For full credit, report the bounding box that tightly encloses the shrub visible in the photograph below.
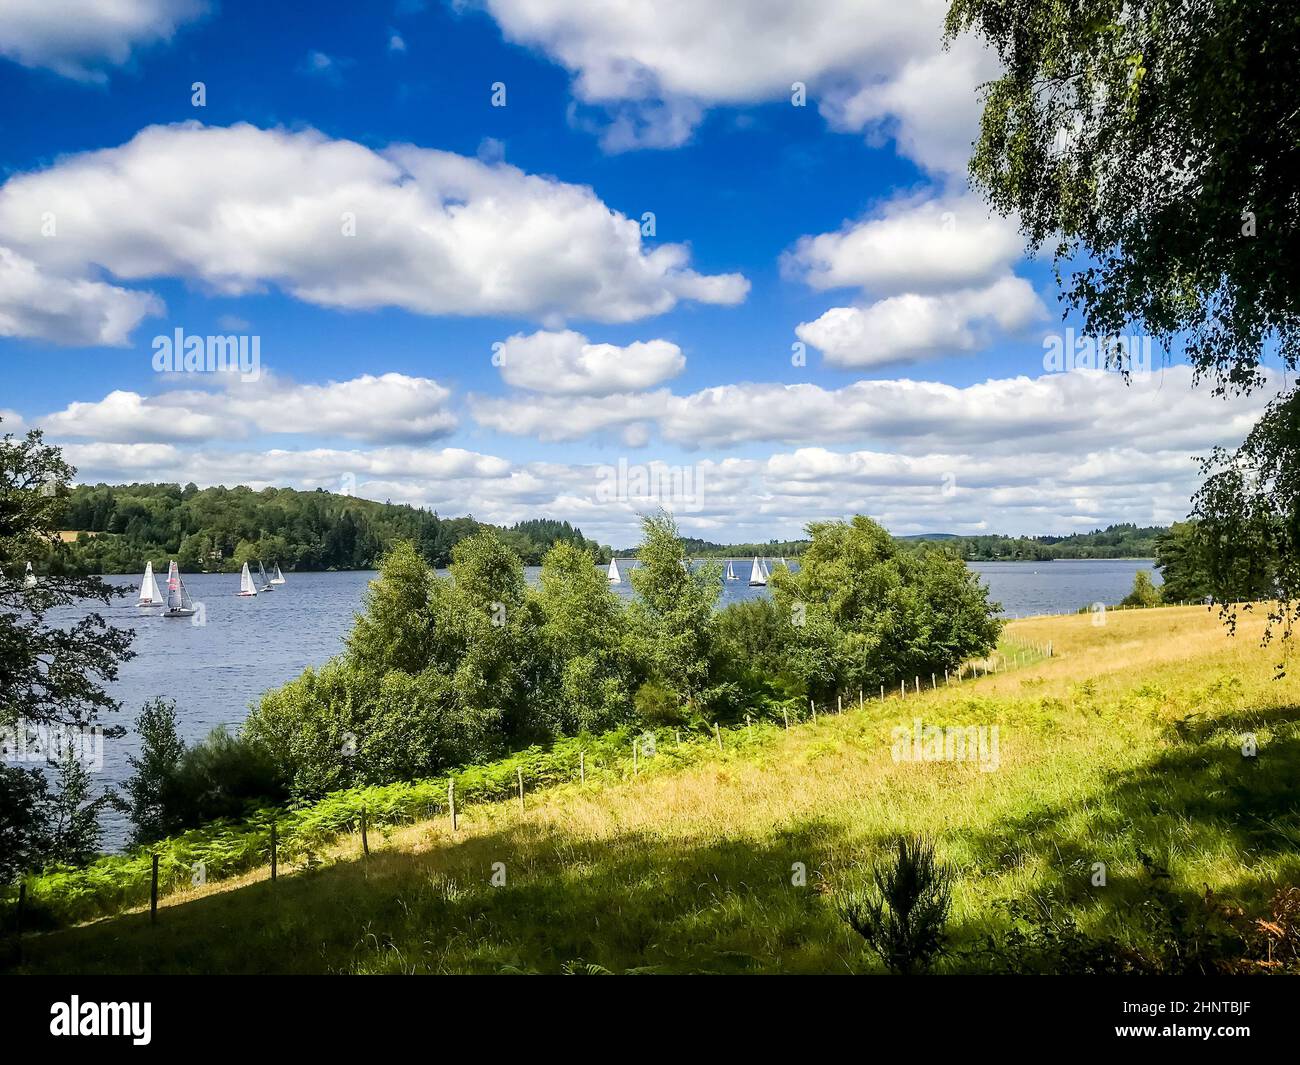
[1121,570,1162,608]
[838,835,953,974]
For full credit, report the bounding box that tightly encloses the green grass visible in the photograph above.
[8,606,1300,974]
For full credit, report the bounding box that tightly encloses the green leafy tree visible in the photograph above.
[121,698,187,845]
[947,0,1300,391]
[43,745,114,868]
[535,541,636,733]
[1190,409,1294,635]
[1,422,134,877]
[1121,570,1162,608]
[950,0,1300,647]
[770,516,1001,700]
[1154,522,1216,603]
[627,512,720,710]
[345,541,436,675]
[0,767,49,883]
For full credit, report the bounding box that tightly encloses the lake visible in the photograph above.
[41,557,1158,847]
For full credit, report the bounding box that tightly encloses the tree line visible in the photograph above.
[45,482,611,574]
[898,525,1164,562]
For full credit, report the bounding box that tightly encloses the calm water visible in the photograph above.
[46,557,1157,848]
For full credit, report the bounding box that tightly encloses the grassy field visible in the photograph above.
[11,604,1300,974]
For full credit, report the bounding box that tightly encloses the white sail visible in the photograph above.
[607,558,621,583]
[726,560,737,580]
[761,558,771,579]
[138,561,162,605]
[164,560,196,616]
[238,562,258,596]
[270,563,286,585]
[257,561,273,591]
[748,556,766,586]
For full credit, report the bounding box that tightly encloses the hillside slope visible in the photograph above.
[12,605,1300,974]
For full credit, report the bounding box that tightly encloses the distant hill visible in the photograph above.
[895,524,1164,560]
[47,483,611,574]
[618,523,1166,561]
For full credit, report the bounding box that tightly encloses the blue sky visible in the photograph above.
[0,0,1275,543]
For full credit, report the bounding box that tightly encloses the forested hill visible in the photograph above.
[896,524,1164,560]
[51,483,611,574]
[622,524,1165,561]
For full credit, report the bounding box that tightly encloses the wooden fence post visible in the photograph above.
[782,708,789,730]
[579,749,585,784]
[880,684,884,702]
[931,672,936,689]
[517,766,525,809]
[149,853,159,925]
[714,723,722,750]
[271,822,278,882]
[360,808,370,857]
[449,780,457,833]
[633,739,639,775]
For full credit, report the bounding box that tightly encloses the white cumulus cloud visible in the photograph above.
[0,122,748,330]
[0,246,162,346]
[788,192,1046,367]
[480,0,990,170]
[495,329,685,395]
[40,372,458,444]
[0,0,207,82]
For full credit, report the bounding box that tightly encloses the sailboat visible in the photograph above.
[748,556,767,587]
[236,562,258,597]
[137,561,163,608]
[163,561,198,618]
[269,562,286,586]
[607,557,621,583]
[23,562,36,588]
[725,560,739,581]
[257,561,274,592]
[761,558,772,580]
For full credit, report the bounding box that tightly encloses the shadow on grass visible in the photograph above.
[963,703,1300,928]
[10,816,898,975]
[12,705,1299,975]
